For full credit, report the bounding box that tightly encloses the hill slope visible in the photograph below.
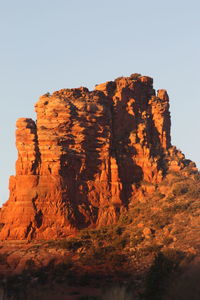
[0,74,200,299]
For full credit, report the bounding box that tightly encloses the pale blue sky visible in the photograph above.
[0,0,200,205]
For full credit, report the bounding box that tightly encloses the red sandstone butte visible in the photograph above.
[0,74,171,239]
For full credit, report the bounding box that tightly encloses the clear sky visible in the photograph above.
[0,0,200,206]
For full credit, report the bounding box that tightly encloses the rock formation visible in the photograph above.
[0,74,172,239]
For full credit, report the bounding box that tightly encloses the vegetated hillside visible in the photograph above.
[0,74,200,299]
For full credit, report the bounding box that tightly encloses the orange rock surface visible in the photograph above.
[0,74,172,239]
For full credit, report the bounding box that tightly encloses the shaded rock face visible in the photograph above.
[0,74,171,239]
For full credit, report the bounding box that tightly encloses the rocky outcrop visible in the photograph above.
[0,74,172,239]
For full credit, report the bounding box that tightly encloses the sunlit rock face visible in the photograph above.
[0,74,171,239]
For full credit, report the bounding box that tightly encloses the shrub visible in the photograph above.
[166,195,175,203]
[130,230,144,246]
[48,238,89,251]
[145,250,184,300]
[172,181,200,199]
[162,237,173,246]
[130,73,141,80]
[118,213,133,225]
[187,185,200,199]
[163,202,191,214]
[172,184,189,196]
[151,214,170,229]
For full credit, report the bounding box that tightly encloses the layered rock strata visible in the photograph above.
[0,74,172,239]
